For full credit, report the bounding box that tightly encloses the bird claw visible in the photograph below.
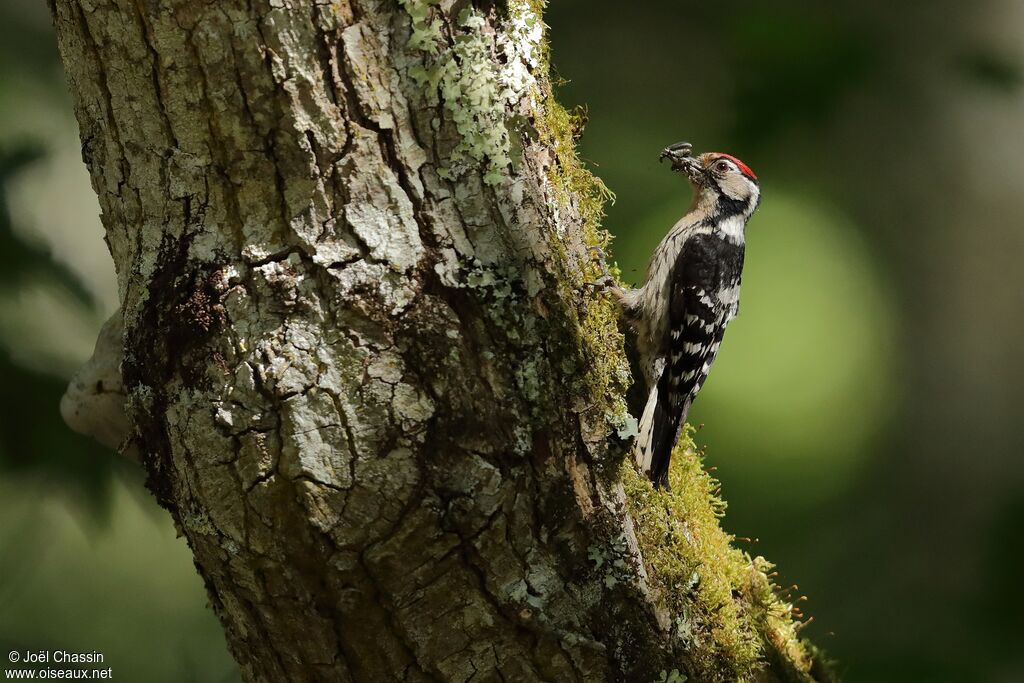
[589,245,612,277]
[585,245,616,292]
[659,141,693,172]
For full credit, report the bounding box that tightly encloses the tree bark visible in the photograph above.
[49,1,832,681]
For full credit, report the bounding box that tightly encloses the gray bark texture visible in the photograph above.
[49,0,833,681]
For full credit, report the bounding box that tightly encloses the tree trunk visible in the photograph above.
[49,0,832,681]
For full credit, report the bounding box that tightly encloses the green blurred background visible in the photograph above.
[1,0,1022,680]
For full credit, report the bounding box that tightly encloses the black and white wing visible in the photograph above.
[635,233,744,486]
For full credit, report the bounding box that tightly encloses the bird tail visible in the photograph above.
[634,363,689,488]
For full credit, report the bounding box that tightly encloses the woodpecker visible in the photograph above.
[604,142,761,487]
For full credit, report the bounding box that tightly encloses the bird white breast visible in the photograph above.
[718,215,746,245]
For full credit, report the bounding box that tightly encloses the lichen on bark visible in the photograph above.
[49,0,834,680]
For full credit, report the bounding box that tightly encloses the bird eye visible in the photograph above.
[715,160,731,173]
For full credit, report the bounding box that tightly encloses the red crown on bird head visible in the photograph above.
[710,153,757,181]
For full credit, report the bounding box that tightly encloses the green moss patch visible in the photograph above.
[622,428,827,682]
[529,21,631,437]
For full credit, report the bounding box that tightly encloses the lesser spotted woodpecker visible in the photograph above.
[605,142,761,487]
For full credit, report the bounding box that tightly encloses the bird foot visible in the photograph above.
[585,245,617,291]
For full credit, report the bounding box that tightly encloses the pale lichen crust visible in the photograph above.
[399,0,543,184]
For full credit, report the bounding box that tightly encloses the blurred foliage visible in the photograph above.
[0,481,240,682]
[0,146,119,516]
[978,495,1024,648]
[721,6,876,148]
[0,2,59,82]
[955,49,1023,92]
[0,147,94,305]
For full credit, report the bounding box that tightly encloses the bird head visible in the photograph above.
[662,145,761,217]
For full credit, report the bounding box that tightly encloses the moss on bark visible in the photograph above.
[622,428,832,682]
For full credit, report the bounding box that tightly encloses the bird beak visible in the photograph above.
[676,157,707,185]
[659,142,704,184]
[681,157,706,185]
